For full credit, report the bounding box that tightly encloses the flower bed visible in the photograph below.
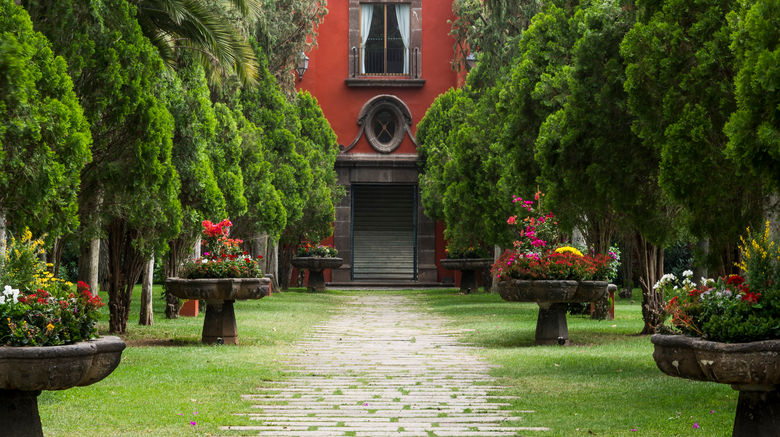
[652,222,780,435]
[166,219,266,344]
[295,241,338,258]
[0,229,122,437]
[491,193,618,344]
[179,219,262,279]
[658,222,779,343]
[491,194,618,283]
[1,230,104,347]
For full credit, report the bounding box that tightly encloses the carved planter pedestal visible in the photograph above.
[0,336,126,437]
[290,257,343,292]
[651,334,780,436]
[165,277,270,344]
[497,280,608,345]
[439,258,493,293]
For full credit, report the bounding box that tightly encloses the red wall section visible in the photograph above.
[297,1,459,151]
[297,1,458,286]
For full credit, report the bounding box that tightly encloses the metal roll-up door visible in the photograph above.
[352,185,417,280]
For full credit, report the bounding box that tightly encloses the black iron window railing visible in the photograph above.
[352,46,419,78]
[363,45,404,75]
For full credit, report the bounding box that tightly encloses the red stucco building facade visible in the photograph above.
[297,0,463,285]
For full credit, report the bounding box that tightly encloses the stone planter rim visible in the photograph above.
[165,276,268,284]
[651,334,780,387]
[439,258,493,269]
[164,276,270,301]
[0,336,126,391]
[497,279,581,304]
[651,333,780,353]
[290,256,344,270]
[0,335,125,359]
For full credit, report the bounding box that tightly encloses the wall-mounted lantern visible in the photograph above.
[296,52,310,80]
[465,53,477,72]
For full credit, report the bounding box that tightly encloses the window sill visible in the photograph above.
[345,77,426,88]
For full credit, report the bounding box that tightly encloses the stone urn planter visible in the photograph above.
[0,336,126,437]
[165,277,270,344]
[497,279,607,345]
[290,257,343,292]
[651,334,779,436]
[439,258,493,293]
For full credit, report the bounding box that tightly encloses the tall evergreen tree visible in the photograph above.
[621,0,765,275]
[25,0,182,334]
[0,0,91,258]
[725,0,780,190]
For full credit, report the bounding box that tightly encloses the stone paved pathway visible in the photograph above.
[221,294,548,436]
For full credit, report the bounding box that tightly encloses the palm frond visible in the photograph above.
[136,0,258,85]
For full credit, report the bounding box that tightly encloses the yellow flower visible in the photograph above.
[555,246,584,256]
[46,323,55,333]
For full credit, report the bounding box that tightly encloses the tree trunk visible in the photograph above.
[77,238,101,296]
[266,237,279,291]
[89,239,100,295]
[139,255,154,326]
[107,219,146,334]
[163,238,186,319]
[253,233,266,259]
[693,238,709,281]
[619,235,635,298]
[279,242,294,291]
[50,238,65,279]
[636,233,665,334]
[193,235,201,259]
[0,208,6,268]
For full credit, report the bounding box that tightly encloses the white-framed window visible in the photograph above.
[348,0,422,82]
[360,3,410,75]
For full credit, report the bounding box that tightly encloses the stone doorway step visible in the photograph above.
[220,295,549,436]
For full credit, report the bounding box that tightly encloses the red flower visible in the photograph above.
[725,275,745,286]
[742,291,761,304]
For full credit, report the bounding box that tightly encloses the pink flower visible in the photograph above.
[507,216,517,225]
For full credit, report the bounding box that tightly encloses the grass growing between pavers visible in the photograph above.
[38,285,344,436]
[415,289,736,437]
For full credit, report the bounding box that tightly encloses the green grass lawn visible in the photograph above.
[38,285,345,436]
[38,287,736,436]
[415,289,736,437]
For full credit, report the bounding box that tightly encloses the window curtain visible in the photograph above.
[395,4,410,74]
[360,4,374,74]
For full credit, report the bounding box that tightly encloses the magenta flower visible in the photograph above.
[693,423,699,429]
[190,421,197,426]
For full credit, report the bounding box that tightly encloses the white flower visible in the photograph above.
[201,259,209,264]
[0,295,5,305]
[683,270,693,278]
[2,285,20,304]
